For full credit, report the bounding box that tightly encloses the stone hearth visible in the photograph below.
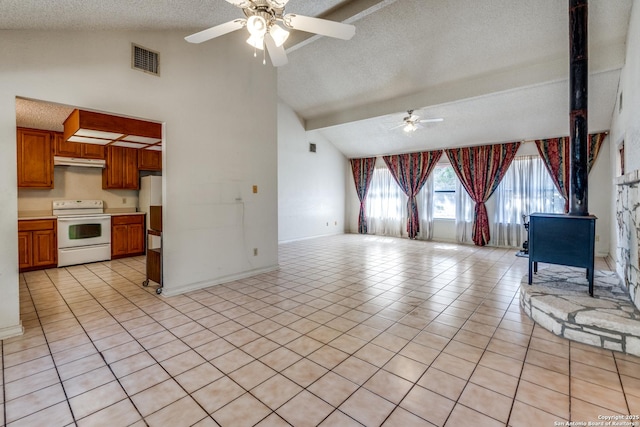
[520,266,640,356]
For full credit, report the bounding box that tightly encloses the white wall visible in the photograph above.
[278,102,347,242]
[609,1,640,262]
[345,139,612,255]
[0,29,278,336]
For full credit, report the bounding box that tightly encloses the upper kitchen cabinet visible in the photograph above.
[103,146,139,189]
[17,127,54,188]
[54,132,105,159]
[138,148,162,171]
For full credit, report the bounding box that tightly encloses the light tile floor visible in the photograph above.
[2,234,640,427]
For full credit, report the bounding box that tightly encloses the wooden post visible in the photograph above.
[569,0,589,215]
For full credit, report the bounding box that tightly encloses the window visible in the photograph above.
[493,156,565,247]
[433,165,457,219]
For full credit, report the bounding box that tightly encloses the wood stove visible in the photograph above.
[528,213,597,295]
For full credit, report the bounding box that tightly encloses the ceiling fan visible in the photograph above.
[391,110,444,133]
[185,0,356,67]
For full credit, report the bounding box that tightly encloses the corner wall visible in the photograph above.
[278,102,347,242]
[0,29,278,336]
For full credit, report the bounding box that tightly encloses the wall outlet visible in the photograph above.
[122,197,126,204]
[252,185,258,194]
[253,248,258,256]
[595,235,600,242]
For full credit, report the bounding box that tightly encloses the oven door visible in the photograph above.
[57,215,111,249]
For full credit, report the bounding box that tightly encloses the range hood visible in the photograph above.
[54,156,106,168]
[63,109,162,150]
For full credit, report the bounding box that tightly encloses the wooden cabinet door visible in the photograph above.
[111,224,129,257]
[103,146,123,188]
[32,230,57,267]
[81,144,105,159]
[127,223,145,255]
[123,147,139,189]
[54,133,82,157]
[18,231,32,270]
[104,146,139,189]
[17,128,54,188]
[138,149,162,171]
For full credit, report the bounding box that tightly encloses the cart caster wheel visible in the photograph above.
[156,288,162,295]
[142,279,149,287]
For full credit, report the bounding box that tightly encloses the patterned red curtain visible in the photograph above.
[534,132,608,212]
[350,157,377,234]
[446,142,520,246]
[382,150,443,239]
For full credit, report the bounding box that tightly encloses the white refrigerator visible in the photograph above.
[139,175,162,248]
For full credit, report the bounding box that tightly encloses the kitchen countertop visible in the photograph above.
[19,211,146,220]
[18,215,57,220]
[107,211,146,216]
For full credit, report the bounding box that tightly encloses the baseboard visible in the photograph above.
[160,264,279,297]
[0,321,24,340]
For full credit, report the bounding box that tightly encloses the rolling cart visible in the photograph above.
[142,206,163,294]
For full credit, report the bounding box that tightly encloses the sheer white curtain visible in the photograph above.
[365,159,408,237]
[492,155,565,247]
[416,174,435,240]
[455,180,474,243]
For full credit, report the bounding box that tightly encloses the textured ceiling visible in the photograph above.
[5,0,634,158]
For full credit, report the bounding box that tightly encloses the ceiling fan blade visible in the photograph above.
[264,34,288,67]
[418,118,444,123]
[185,19,246,44]
[388,123,405,130]
[283,14,356,40]
[225,0,252,7]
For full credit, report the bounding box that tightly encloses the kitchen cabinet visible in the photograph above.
[18,219,57,272]
[111,214,145,259]
[103,146,139,189]
[138,149,162,171]
[17,128,54,188]
[54,132,105,159]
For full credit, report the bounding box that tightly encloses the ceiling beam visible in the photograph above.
[304,42,625,131]
[285,0,398,53]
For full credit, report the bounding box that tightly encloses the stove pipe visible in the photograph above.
[569,0,589,215]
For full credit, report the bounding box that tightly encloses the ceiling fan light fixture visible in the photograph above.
[404,123,417,133]
[246,34,265,50]
[247,15,268,37]
[269,24,290,47]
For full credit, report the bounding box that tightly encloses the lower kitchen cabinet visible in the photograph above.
[18,219,57,272]
[111,214,145,259]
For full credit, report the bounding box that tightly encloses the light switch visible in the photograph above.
[252,185,258,194]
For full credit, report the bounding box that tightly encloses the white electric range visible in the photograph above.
[53,200,111,267]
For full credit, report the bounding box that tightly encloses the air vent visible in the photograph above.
[132,44,160,76]
[309,143,317,153]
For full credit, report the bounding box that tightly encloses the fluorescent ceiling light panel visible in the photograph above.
[75,129,125,139]
[67,136,112,144]
[121,135,162,144]
[112,141,147,148]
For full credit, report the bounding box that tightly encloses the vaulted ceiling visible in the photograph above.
[4,0,633,158]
